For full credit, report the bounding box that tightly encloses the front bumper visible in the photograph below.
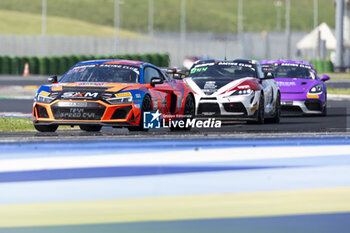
[32,99,141,126]
[280,92,326,115]
[194,92,260,120]
[281,99,325,114]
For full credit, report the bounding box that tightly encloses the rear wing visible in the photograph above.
[162,68,187,79]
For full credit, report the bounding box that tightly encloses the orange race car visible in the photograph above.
[32,60,195,132]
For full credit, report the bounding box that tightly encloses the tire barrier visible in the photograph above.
[0,53,170,75]
[309,59,334,74]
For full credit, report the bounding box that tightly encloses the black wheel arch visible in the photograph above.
[143,93,153,109]
[187,92,195,106]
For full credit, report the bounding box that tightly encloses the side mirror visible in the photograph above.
[264,72,274,79]
[320,74,330,82]
[173,74,183,80]
[48,75,58,83]
[150,77,164,87]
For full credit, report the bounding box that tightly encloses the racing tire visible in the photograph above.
[128,95,152,132]
[79,125,102,132]
[34,124,58,132]
[170,94,195,131]
[265,92,280,124]
[321,93,327,117]
[247,92,265,124]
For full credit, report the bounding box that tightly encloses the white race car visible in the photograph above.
[184,59,281,123]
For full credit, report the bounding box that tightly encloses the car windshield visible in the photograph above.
[189,62,257,81]
[275,65,315,80]
[59,64,140,83]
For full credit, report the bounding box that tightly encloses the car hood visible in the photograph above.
[275,78,317,94]
[190,77,240,96]
[185,77,259,96]
[50,82,134,92]
[40,82,140,101]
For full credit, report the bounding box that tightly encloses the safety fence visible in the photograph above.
[0,32,308,68]
[0,34,339,72]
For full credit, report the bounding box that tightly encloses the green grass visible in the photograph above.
[0,117,35,131]
[0,117,75,131]
[0,9,146,37]
[0,0,335,34]
[327,87,350,96]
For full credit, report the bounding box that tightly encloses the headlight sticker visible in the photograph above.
[39,91,50,96]
[307,94,319,99]
[115,92,132,97]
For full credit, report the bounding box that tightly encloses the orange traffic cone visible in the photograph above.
[23,62,30,77]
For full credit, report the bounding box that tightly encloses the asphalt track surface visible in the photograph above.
[0,76,350,137]
[0,75,49,86]
[1,75,350,232]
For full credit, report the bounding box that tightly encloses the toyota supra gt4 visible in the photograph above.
[184,59,281,124]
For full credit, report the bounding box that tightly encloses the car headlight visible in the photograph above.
[36,91,56,103]
[231,89,254,96]
[106,96,133,105]
[309,84,323,94]
[37,95,55,103]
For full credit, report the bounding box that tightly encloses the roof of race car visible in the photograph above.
[259,59,315,69]
[192,58,257,66]
[75,59,153,68]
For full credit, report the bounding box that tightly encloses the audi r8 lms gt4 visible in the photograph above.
[32,60,195,132]
[259,60,330,116]
[184,59,281,124]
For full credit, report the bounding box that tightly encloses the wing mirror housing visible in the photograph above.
[173,74,183,80]
[320,74,330,82]
[48,75,58,83]
[150,77,164,87]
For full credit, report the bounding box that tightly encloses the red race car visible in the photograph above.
[32,60,195,132]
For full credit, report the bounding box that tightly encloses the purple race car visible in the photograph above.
[259,60,330,115]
